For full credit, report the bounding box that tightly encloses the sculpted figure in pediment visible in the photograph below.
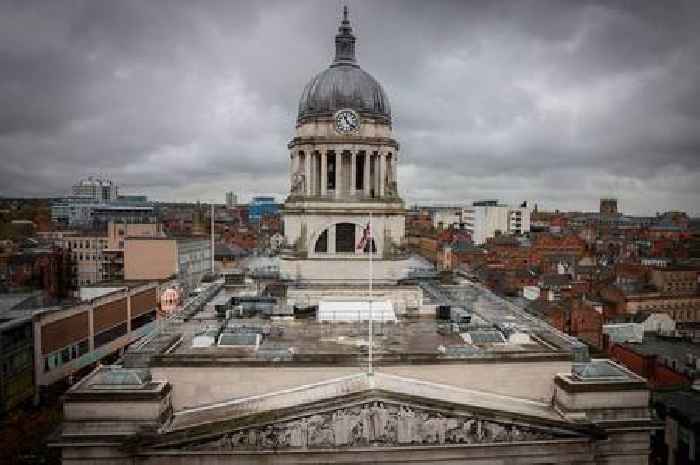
[184,401,574,451]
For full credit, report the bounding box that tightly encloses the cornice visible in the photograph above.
[288,136,399,150]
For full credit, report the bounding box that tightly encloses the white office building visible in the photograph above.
[462,200,532,245]
[430,207,463,230]
[426,201,531,244]
[71,176,119,203]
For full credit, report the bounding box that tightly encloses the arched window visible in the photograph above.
[363,238,377,254]
[315,230,328,253]
[335,223,356,253]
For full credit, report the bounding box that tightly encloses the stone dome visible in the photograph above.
[297,7,391,124]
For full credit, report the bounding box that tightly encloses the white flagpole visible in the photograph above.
[368,211,373,376]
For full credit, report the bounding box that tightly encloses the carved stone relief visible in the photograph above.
[185,401,568,451]
[291,172,305,194]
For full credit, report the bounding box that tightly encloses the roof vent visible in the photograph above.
[571,360,629,381]
[88,366,151,389]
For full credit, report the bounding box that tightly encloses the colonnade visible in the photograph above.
[291,148,397,199]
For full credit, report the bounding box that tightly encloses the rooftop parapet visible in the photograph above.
[554,359,651,424]
[60,366,173,440]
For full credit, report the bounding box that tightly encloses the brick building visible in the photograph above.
[569,299,604,349]
[502,269,538,296]
[528,298,604,349]
[1,247,69,298]
[650,266,699,296]
[530,234,587,272]
[405,208,433,235]
[600,284,700,321]
[607,334,695,390]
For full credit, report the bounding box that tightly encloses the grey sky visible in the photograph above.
[1,0,699,215]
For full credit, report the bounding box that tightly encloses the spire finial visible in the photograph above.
[333,5,357,65]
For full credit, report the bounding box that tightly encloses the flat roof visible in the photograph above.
[125,236,173,241]
[126,282,567,366]
[80,279,159,289]
[621,333,700,360]
[0,292,43,329]
[0,293,37,313]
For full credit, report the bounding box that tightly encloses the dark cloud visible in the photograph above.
[0,0,699,214]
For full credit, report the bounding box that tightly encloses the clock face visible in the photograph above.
[334,109,360,134]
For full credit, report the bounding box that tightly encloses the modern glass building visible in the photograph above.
[248,196,278,223]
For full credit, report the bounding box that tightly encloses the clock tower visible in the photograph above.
[281,7,409,286]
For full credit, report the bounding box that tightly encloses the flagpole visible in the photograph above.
[368,211,373,376]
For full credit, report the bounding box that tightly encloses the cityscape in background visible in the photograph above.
[3,169,700,463]
[1,3,700,465]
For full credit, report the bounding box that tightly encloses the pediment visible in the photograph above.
[178,397,588,451]
[146,373,602,452]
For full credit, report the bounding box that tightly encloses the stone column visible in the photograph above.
[379,151,386,197]
[364,152,371,197]
[314,150,321,195]
[308,151,314,196]
[350,151,357,197]
[304,152,311,196]
[374,153,380,196]
[289,151,294,190]
[335,151,341,199]
[291,151,297,193]
[321,151,328,197]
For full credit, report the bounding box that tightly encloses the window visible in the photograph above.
[44,353,60,372]
[43,339,89,373]
[78,339,89,357]
[94,322,127,348]
[335,223,356,253]
[131,310,156,331]
[315,229,328,253]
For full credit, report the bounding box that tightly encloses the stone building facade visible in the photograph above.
[54,361,654,464]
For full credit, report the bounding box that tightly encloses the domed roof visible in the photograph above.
[297,8,391,124]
